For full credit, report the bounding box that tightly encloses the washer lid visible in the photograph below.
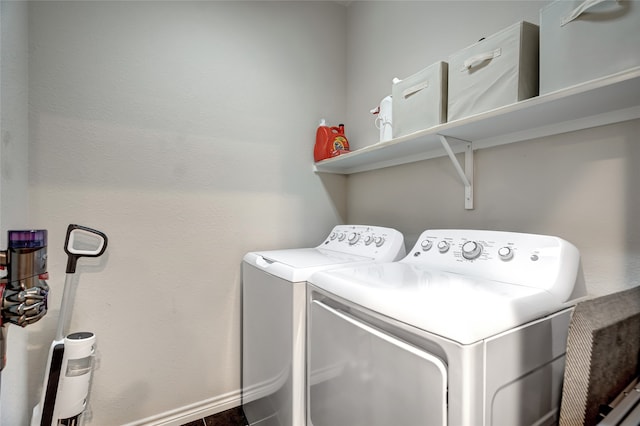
[244,248,372,282]
[308,262,563,345]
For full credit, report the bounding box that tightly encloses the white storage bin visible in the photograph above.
[540,0,640,95]
[448,21,539,121]
[392,61,448,139]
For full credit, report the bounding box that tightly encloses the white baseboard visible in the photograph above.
[121,389,242,426]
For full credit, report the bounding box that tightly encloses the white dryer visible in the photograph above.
[242,225,405,426]
[307,229,587,426]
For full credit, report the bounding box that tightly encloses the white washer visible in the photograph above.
[242,225,405,426]
[307,229,587,426]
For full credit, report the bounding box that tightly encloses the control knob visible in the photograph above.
[498,246,514,261]
[461,241,482,260]
[374,236,385,247]
[337,232,346,241]
[421,239,433,251]
[348,232,360,245]
[437,240,450,253]
[364,235,374,245]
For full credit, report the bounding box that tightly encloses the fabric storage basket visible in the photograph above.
[392,61,448,138]
[540,0,640,95]
[447,21,539,121]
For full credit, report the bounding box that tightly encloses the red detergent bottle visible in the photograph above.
[314,119,350,162]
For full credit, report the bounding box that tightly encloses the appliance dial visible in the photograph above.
[364,235,374,245]
[421,239,433,251]
[348,232,360,245]
[330,232,337,240]
[461,241,482,260]
[437,240,450,253]
[498,246,514,261]
[374,236,385,247]
[337,233,346,241]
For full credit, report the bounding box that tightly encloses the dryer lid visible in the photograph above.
[260,248,371,268]
[244,248,372,282]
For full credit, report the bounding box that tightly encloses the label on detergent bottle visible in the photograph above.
[331,135,349,157]
[330,124,350,158]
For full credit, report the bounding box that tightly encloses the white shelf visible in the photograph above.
[313,66,640,175]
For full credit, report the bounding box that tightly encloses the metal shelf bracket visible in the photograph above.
[438,135,474,210]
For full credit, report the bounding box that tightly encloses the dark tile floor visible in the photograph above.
[181,406,248,426]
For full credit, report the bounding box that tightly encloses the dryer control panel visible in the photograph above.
[319,225,406,261]
[404,229,582,302]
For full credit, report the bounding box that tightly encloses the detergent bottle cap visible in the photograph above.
[319,118,326,127]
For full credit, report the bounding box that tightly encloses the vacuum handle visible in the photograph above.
[64,225,108,274]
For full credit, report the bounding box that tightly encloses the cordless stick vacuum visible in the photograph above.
[31,225,108,426]
[1,230,50,399]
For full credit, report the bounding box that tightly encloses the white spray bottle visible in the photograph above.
[371,94,393,142]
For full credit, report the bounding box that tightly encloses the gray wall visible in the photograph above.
[0,1,31,424]
[24,1,346,424]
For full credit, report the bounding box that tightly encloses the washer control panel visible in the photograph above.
[404,229,581,300]
[319,225,406,260]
